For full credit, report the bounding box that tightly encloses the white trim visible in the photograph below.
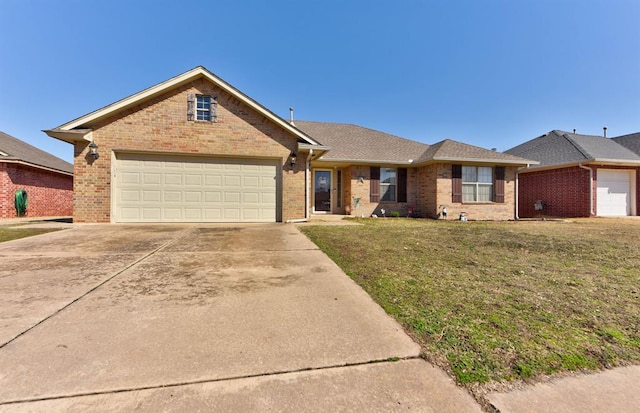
[53,66,320,146]
[0,159,74,176]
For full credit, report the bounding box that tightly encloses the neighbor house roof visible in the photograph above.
[506,130,640,168]
[612,132,640,156]
[45,66,320,147]
[295,121,535,166]
[0,131,73,175]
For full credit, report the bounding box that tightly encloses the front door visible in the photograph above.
[314,170,331,212]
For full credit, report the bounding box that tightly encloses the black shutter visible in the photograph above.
[370,167,380,202]
[495,166,505,203]
[397,168,407,202]
[452,164,462,203]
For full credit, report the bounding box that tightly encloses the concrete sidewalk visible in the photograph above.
[487,365,640,413]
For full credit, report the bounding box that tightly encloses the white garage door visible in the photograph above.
[597,169,632,216]
[114,154,278,222]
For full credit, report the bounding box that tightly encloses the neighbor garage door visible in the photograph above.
[597,169,631,216]
[114,154,278,222]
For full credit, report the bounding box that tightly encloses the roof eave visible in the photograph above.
[519,159,640,173]
[418,156,538,166]
[0,158,73,176]
[314,157,416,165]
[43,129,92,144]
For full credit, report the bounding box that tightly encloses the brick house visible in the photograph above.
[0,131,73,218]
[506,130,640,218]
[45,66,533,223]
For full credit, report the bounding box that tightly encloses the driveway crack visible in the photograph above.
[0,228,195,349]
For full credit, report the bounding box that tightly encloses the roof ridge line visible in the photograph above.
[561,133,592,160]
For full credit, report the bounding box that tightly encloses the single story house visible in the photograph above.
[45,66,534,223]
[0,131,73,218]
[506,130,640,218]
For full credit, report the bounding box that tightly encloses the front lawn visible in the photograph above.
[0,225,63,243]
[300,218,640,387]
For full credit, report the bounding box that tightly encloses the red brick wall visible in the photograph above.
[416,164,517,220]
[517,166,591,218]
[0,162,73,218]
[73,77,304,223]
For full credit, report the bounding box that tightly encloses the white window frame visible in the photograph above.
[462,166,493,202]
[380,168,397,202]
[196,95,213,121]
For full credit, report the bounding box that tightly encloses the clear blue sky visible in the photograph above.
[1,0,638,163]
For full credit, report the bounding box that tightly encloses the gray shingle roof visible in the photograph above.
[505,130,640,167]
[294,121,428,163]
[416,139,534,164]
[295,121,534,165]
[0,131,73,174]
[612,132,640,156]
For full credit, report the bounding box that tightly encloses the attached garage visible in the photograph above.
[597,169,634,216]
[113,153,279,223]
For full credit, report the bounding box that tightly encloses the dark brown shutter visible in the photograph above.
[187,93,195,121]
[370,167,380,202]
[397,168,407,202]
[452,164,462,203]
[495,166,505,203]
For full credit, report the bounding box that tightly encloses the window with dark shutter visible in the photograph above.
[452,164,462,203]
[370,167,380,202]
[495,166,505,203]
[397,168,407,202]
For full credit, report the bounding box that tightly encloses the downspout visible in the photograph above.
[515,167,520,220]
[285,148,312,223]
[579,163,595,216]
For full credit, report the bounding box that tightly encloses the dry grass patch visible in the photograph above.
[300,218,640,386]
[0,226,62,243]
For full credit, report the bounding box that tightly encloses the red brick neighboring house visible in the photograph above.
[0,131,73,218]
[506,130,640,218]
[45,66,534,223]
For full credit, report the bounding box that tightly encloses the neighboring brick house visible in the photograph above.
[45,66,533,223]
[0,131,73,218]
[506,130,640,218]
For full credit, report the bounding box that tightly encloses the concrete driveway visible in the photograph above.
[0,224,480,412]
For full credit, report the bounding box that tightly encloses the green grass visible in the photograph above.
[0,226,62,243]
[300,218,640,386]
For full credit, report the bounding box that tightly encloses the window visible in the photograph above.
[380,168,396,202]
[187,94,217,122]
[462,166,493,202]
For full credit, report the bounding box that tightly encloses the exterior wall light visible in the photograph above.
[88,141,99,160]
[290,152,297,168]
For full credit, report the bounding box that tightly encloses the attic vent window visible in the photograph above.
[187,94,217,122]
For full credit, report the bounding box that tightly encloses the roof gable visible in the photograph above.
[0,131,73,174]
[417,139,533,164]
[47,66,318,146]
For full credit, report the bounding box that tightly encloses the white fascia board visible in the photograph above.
[56,66,318,146]
[314,158,416,166]
[43,129,93,144]
[0,159,73,176]
[428,157,539,166]
[519,159,640,173]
